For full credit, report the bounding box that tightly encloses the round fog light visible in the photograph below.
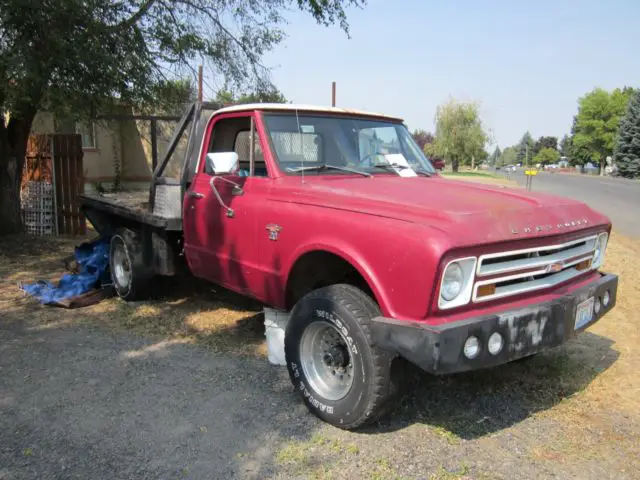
[463,336,480,359]
[594,297,601,315]
[603,290,610,307]
[488,332,504,356]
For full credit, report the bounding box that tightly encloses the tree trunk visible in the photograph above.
[452,159,459,172]
[0,111,36,236]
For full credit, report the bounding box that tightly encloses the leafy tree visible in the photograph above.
[533,136,558,156]
[572,87,634,175]
[429,98,489,172]
[489,146,501,166]
[411,129,434,151]
[498,146,518,167]
[143,79,197,115]
[516,132,535,165]
[566,116,590,166]
[239,88,288,105]
[477,149,489,166]
[215,85,288,106]
[559,134,571,158]
[0,0,362,235]
[613,89,640,178]
[533,147,560,166]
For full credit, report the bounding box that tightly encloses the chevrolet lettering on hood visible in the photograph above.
[511,218,589,235]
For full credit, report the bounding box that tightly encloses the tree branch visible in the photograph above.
[116,0,157,30]
[176,0,267,72]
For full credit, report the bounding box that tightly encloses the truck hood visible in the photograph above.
[278,175,610,245]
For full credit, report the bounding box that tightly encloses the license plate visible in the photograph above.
[575,297,595,330]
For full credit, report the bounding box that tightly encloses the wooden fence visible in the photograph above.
[22,134,86,235]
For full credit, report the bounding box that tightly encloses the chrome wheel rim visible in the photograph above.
[112,243,131,289]
[300,320,354,401]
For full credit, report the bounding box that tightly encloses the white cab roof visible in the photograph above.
[213,103,404,122]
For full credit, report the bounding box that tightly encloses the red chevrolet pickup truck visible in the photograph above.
[81,101,618,430]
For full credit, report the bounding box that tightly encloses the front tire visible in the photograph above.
[109,228,151,301]
[285,284,397,430]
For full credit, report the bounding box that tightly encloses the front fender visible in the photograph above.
[284,239,392,315]
[282,219,447,320]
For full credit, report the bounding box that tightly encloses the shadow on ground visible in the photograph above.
[121,273,268,354]
[0,232,267,358]
[0,235,312,478]
[0,314,319,479]
[363,331,618,439]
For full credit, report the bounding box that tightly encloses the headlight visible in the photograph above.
[438,257,477,310]
[487,332,504,355]
[463,336,481,359]
[602,290,610,307]
[441,263,463,301]
[592,232,608,269]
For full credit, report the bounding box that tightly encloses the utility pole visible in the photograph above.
[198,65,203,102]
[331,81,336,107]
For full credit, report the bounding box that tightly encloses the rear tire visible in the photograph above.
[109,228,151,301]
[285,284,398,430]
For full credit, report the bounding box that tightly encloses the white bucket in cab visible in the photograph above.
[264,307,290,366]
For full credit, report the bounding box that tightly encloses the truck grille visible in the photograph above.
[472,235,598,302]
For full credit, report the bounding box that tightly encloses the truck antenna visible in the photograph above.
[295,107,304,184]
[197,65,203,102]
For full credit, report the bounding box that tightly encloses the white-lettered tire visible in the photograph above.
[285,284,398,430]
[109,228,151,301]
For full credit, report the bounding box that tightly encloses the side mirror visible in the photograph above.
[205,152,239,175]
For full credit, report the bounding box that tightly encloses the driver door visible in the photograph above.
[183,112,268,295]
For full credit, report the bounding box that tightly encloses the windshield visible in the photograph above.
[262,113,436,175]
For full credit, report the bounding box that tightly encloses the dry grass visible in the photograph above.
[441,173,520,188]
[522,231,640,468]
[0,234,266,357]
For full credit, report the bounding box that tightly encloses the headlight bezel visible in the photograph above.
[592,232,609,269]
[440,262,463,301]
[438,256,477,310]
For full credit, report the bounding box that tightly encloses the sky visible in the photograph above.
[254,0,640,149]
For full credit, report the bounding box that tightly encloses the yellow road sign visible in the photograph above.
[525,169,538,176]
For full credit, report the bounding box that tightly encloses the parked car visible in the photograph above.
[81,101,618,430]
[430,157,445,170]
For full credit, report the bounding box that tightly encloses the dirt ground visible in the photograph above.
[1,230,639,479]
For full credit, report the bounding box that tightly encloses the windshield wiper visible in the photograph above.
[413,167,434,177]
[372,163,435,177]
[370,163,408,174]
[287,164,372,177]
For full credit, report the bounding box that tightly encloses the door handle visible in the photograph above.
[187,191,204,199]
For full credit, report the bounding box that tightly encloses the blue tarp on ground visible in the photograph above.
[21,237,111,305]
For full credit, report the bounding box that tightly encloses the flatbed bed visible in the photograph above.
[80,191,182,231]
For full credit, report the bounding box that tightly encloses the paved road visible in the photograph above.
[502,170,640,238]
